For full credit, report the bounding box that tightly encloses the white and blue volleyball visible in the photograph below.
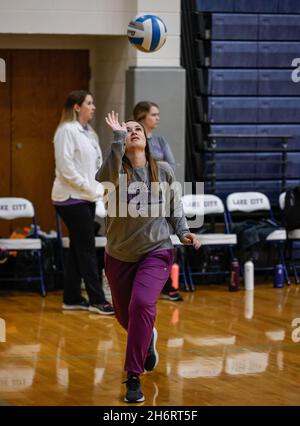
[127,15,167,53]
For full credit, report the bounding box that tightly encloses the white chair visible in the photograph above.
[172,194,237,290]
[226,191,289,284]
[0,197,46,296]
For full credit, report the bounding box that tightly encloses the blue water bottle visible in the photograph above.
[274,264,284,288]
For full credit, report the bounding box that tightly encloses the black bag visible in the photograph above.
[283,186,300,230]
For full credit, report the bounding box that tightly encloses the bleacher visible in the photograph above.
[195,0,300,14]
[182,0,300,205]
[196,69,300,96]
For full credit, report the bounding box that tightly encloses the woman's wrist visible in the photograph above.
[113,130,127,141]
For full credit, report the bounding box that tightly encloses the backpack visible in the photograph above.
[283,186,300,230]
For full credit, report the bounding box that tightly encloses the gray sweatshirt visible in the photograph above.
[95,130,189,262]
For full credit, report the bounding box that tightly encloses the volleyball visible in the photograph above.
[127,14,167,53]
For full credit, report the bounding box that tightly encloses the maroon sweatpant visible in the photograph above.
[104,249,174,375]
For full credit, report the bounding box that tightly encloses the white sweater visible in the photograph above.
[51,121,104,203]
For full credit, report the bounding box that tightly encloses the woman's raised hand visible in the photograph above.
[105,111,127,132]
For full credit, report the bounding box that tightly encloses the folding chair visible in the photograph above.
[226,191,289,284]
[171,194,237,290]
[0,197,46,296]
[279,192,300,284]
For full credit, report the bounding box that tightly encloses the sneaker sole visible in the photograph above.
[160,294,171,300]
[124,395,145,403]
[88,306,115,316]
[144,327,159,372]
[160,294,183,302]
[62,305,89,311]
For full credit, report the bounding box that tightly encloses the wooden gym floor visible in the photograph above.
[0,283,300,406]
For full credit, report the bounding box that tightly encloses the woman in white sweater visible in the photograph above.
[51,90,114,315]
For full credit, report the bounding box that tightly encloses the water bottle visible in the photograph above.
[244,260,254,291]
[244,290,254,320]
[229,258,240,292]
[171,263,180,290]
[274,264,284,288]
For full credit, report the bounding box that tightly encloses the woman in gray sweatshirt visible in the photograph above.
[95,111,200,403]
[133,100,182,301]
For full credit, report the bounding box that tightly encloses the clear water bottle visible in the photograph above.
[229,258,240,292]
[274,264,284,288]
[244,260,254,291]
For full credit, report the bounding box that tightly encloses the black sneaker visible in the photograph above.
[89,302,114,315]
[62,298,89,311]
[161,288,183,302]
[123,375,145,403]
[144,327,159,372]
